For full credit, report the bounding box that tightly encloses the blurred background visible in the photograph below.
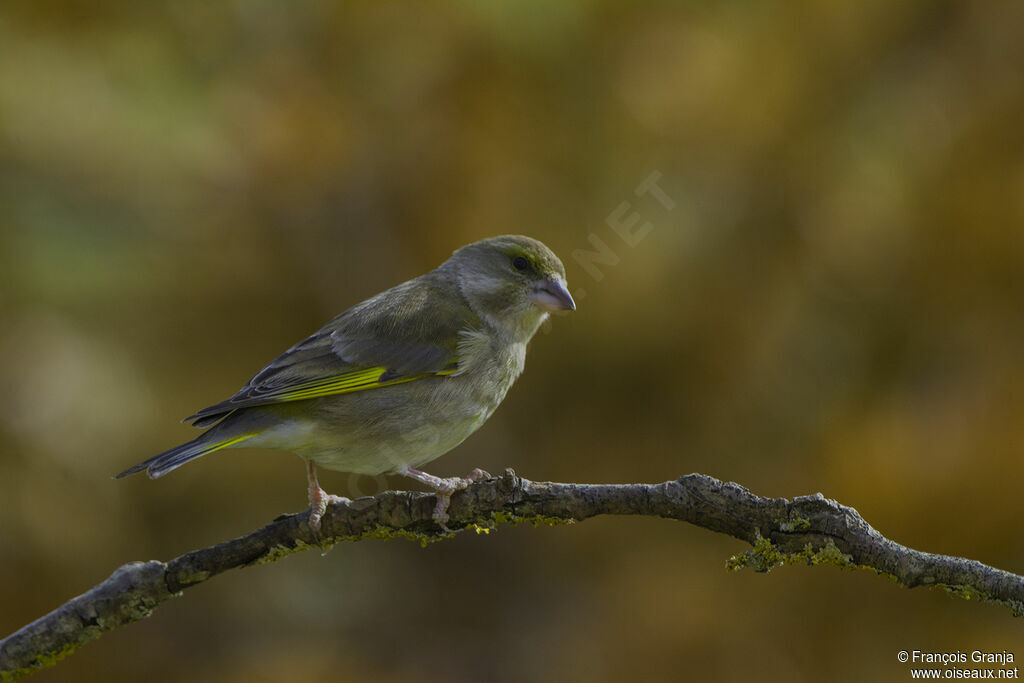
[2,1,1023,681]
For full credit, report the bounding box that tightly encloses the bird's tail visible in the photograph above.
[116,432,256,479]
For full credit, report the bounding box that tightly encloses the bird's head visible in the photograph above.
[446,235,575,340]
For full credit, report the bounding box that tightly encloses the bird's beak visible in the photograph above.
[530,278,576,312]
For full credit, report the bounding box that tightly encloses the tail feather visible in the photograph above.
[116,433,255,479]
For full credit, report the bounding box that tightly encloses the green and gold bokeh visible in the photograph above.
[2,2,1023,681]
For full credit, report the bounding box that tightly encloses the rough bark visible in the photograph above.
[2,470,1022,681]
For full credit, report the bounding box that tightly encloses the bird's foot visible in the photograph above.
[305,460,349,541]
[466,467,493,482]
[308,487,349,539]
[401,467,492,526]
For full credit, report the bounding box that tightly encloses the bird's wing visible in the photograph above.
[185,273,476,427]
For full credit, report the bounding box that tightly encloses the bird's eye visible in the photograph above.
[512,256,529,271]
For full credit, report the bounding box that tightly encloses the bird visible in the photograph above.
[117,235,575,534]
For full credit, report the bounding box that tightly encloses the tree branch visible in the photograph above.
[2,470,1022,680]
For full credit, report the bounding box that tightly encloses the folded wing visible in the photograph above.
[185,273,474,427]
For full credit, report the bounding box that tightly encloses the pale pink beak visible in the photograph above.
[530,278,576,312]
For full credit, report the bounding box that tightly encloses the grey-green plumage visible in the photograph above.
[117,235,575,527]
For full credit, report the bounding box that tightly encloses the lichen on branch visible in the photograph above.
[2,470,1022,682]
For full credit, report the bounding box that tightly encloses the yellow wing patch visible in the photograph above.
[273,366,456,402]
[206,433,257,452]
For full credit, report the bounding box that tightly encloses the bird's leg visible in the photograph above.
[400,467,492,525]
[305,460,349,539]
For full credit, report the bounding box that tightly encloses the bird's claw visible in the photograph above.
[308,491,349,542]
[305,461,350,542]
[466,467,492,482]
[401,467,493,526]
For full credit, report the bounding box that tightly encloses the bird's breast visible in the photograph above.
[456,339,526,414]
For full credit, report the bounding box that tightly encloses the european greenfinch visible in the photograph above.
[117,235,575,532]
